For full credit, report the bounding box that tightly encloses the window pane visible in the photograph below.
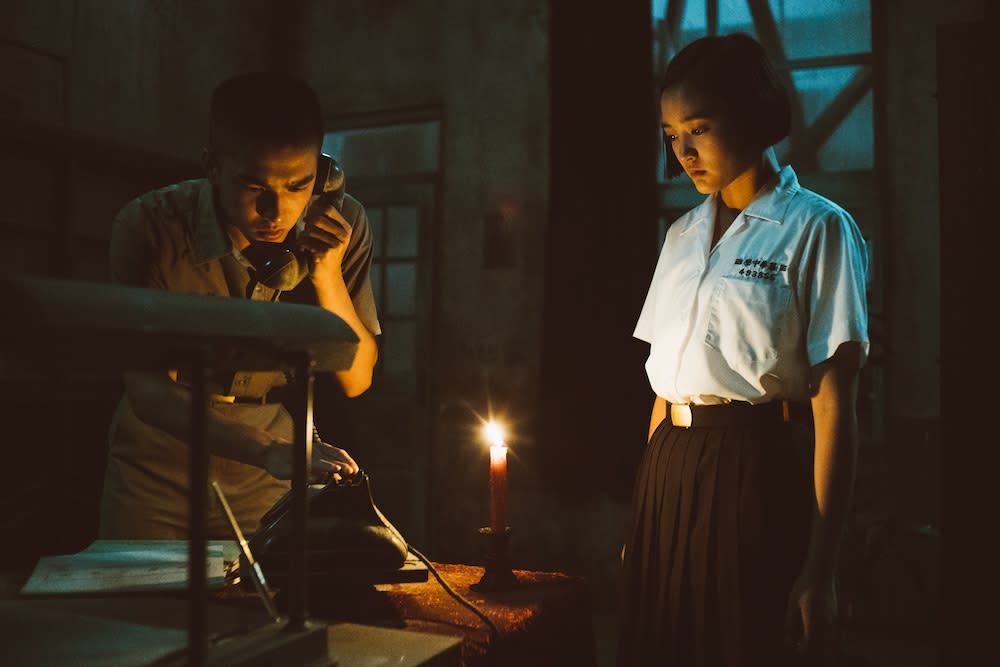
[382,320,416,375]
[656,0,871,62]
[716,0,754,34]
[387,205,419,257]
[791,66,873,171]
[779,0,870,59]
[366,206,384,258]
[385,263,417,317]
[656,0,754,36]
[818,89,873,171]
[322,121,440,179]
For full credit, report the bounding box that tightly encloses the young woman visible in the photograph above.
[618,33,869,666]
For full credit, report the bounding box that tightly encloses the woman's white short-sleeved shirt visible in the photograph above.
[634,166,869,405]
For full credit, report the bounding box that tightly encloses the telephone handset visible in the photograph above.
[241,153,346,292]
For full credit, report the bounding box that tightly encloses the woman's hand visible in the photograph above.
[262,437,359,482]
[784,571,839,666]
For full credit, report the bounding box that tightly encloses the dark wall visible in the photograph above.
[937,17,991,666]
[542,1,658,503]
[0,0,274,564]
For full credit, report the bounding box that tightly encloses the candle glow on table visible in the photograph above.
[484,421,508,534]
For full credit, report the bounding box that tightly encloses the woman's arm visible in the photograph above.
[786,341,863,658]
[804,341,862,580]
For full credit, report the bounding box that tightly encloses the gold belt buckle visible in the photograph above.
[670,404,692,428]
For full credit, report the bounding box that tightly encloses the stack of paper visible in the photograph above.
[20,540,227,595]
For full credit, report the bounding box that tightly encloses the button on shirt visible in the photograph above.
[634,166,869,405]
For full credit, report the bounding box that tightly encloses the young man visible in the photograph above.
[98,72,380,540]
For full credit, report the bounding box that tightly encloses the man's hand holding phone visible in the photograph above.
[297,196,353,281]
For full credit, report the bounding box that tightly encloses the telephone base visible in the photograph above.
[246,550,429,593]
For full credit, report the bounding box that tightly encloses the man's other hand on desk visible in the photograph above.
[261,437,359,482]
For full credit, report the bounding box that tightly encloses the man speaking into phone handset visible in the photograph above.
[98,71,380,541]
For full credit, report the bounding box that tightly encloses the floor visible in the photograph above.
[587,597,940,667]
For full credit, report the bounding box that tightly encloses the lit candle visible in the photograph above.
[484,422,507,535]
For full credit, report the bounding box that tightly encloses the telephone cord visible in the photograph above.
[288,416,499,642]
[406,545,500,643]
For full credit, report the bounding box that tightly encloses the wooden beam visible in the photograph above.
[665,0,687,51]
[778,52,873,71]
[706,0,718,37]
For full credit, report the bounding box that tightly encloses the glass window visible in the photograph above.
[385,263,417,318]
[382,321,416,375]
[387,205,419,258]
[652,0,873,178]
[322,121,438,390]
[777,0,871,59]
[788,67,874,171]
[322,121,440,179]
[656,0,871,57]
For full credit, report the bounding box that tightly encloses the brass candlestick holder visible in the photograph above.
[471,526,518,592]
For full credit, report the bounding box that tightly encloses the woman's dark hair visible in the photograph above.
[659,33,791,179]
[209,71,324,155]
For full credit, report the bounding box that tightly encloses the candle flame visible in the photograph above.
[484,421,506,448]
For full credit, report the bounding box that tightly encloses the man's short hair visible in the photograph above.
[209,71,324,155]
[659,33,791,179]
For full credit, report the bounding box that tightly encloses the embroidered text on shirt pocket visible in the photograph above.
[705,276,792,364]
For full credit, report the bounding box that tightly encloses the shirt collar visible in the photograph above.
[677,164,801,235]
[677,195,715,236]
[742,164,800,224]
[191,180,233,265]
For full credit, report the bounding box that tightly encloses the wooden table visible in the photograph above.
[0,552,596,666]
[308,562,598,666]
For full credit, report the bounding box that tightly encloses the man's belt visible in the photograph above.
[211,393,279,405]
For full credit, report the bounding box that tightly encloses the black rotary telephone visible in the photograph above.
[240,470,410,590]
[241,153,346,292]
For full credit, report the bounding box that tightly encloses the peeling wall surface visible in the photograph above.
[290,1,553,564]
[0,0,280,282]
[0,0,562,570]
[1,0,277,157]
[0,2,283,560]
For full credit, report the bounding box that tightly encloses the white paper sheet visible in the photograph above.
[20,540,227,595]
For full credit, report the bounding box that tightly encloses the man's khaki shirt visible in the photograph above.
[99,178,379,539]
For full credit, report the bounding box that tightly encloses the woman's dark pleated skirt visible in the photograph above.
[617,417,813,667]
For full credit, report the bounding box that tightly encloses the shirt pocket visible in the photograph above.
[705,276,792,366]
